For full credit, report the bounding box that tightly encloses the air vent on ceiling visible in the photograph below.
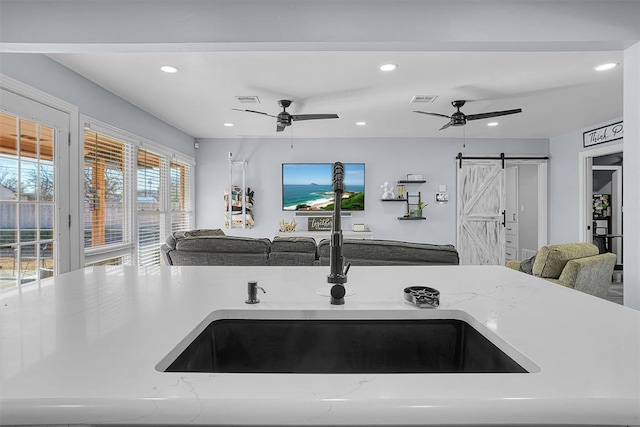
[410,95,438,103]
[235,96,260,104]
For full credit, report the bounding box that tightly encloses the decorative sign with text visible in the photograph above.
[583,121,623,147]
[308,217,332,231]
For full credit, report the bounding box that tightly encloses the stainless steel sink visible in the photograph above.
[158,310,536,374]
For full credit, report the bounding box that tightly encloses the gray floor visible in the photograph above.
[605,278,624,305]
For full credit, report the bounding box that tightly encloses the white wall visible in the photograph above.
[623,42,640,309]
[195,137,548,245]
[548,118,623,244]
[2,1,638,52]
[0,53,195,157]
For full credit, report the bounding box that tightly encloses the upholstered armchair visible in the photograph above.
[506,243,616,299]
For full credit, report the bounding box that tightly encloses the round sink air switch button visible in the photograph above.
[404,286,440,308]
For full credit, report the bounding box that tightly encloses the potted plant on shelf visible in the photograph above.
[415,201,426,218]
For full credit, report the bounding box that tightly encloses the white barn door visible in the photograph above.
[457,159,505,265]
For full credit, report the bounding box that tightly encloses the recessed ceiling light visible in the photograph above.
[223,123,234,127]
[594,63,617,71]
[160,65,179,73]
[379,63,398,72]
[356,121,367,126]
[487,122,499,127]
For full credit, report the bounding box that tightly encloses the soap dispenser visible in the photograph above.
[246,281,265,304]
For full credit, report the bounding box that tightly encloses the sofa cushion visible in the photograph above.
[271,236,317,253]
[532,243,598,279]
[505,260,521,271]
[168,251,269,266]
[557,253,616,298]
[183,229,226,238]
[165,229,226,250]
[175,235,271,253]
[317,239,459,266]
[269,252,317,266]
[269,236,317,266]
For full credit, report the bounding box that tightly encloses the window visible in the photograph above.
[84,129,135,265]
[170,160,194,234]
[137,148,165,266]
[83,119,194,267]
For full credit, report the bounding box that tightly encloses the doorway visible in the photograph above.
[578,144,624,302]
[579,144,624,246]
[592,163,623,263]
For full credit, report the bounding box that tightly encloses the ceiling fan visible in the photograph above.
[233,99,339,132]
[414,100,522,131]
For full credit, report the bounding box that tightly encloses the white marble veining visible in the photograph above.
[1,265,639,426]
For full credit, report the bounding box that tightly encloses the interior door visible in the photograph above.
[457,159,505,265]
[504,165,519,261]
[0,88,70,291]
[505,166,518,224]
[585,156,594,243]
[611,168,622,265]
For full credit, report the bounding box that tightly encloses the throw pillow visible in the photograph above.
[183,229,225,238]
[519,255,536,274]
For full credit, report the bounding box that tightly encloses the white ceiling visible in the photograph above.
[48,50,623,140]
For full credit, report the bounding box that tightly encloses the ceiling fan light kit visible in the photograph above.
[414,100,522,131]
[233,99,339,132]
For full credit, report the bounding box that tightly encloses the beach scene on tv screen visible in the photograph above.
[282,163,365,211]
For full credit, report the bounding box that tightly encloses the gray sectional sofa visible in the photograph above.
[161,229,459,267]
[316,239,459,266]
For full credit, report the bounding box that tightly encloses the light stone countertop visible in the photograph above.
[0,265,639,426]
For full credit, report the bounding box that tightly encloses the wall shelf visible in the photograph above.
[401,191,425,220]
[382,175,426,220]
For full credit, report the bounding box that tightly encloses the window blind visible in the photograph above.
[137,148,165,266]
[83,130,134,249]
[170,160,194,233]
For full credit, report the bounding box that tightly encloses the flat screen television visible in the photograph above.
[282,163,365,211]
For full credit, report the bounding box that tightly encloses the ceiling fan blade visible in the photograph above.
[413,111,451,119]
[439,122,452,131]
[232,108,277,118]
[465,109,522,121]
[291,114,339,121]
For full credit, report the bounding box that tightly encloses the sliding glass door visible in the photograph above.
[0,89,70,291]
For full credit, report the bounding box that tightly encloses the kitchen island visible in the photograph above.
[0,265,639,426]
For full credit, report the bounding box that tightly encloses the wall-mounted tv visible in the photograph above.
[282,163,365,211]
